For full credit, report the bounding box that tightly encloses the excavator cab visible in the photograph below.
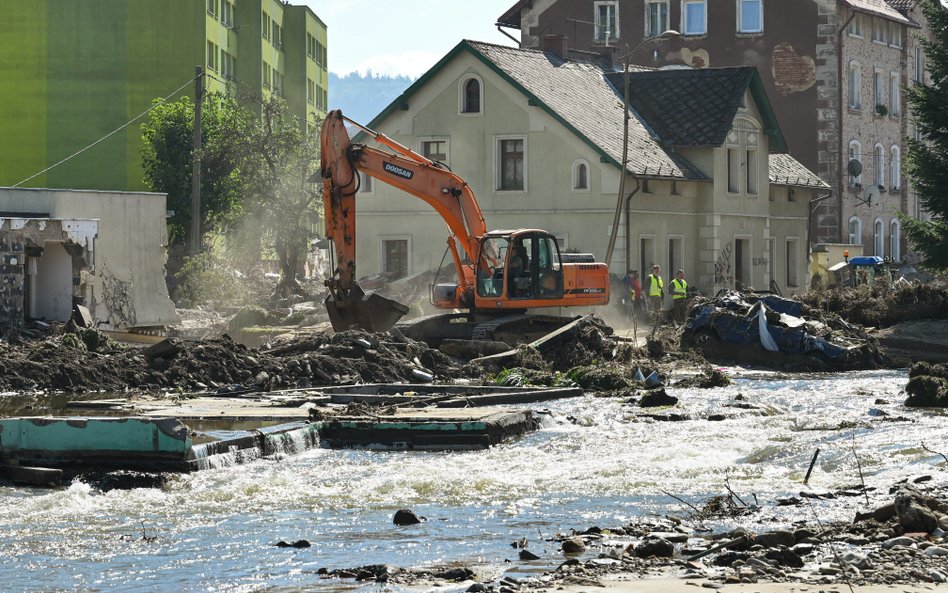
[475,231,564,303]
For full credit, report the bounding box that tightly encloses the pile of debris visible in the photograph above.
[797,282,948,329]
[905,362,948,408]
[528,482,948,589]
[681,291,885,371]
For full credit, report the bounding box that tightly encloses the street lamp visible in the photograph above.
[604,29,681,268]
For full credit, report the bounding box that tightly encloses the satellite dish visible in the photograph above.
[856,185,880,208]
[847,159,863,178]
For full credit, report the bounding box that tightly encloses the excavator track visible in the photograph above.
[397,312,578,348]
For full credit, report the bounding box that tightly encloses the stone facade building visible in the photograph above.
[496,0,935,262]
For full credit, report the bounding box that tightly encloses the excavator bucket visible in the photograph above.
[325,282,410,333]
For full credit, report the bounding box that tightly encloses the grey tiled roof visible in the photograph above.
[845,0,914,23]
[610,67,756,148]
[467,41,705,179]
[769,154,830,189]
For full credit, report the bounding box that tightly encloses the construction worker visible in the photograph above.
[670,269,688,323]
[645,264,664,318]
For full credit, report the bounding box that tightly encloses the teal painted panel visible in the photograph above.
[0,417,191,455]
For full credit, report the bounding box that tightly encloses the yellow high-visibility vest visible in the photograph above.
[671,278,688,299]
[648,273,664,297]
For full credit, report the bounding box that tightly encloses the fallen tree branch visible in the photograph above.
[922,442,948,465]
[660,490,701,514]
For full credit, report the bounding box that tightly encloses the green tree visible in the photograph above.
[904,0,948,270]
[140,93,253,247]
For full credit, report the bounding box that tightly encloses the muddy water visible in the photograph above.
[1,370,946,593]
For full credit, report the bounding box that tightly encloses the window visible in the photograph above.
[848,62,861,109]
[461,77,481,114]
[848,140,862,186]
[497,137,525,191]
[594,1,619,42]
[358,171,373,194]
[786,238,799,288]
[572,160,590,191]
[872,17,886,44]
[262,62,272,89]
[848,12,863,37]
[737,0,762,33]
[890,145,901,191]
[645,1,669,37]
[682,0,707,35]
[890,72,900,116]
[725,118,759,196]
[727,148,739,193]
[746,148,758,195]
[889,22,902,47]
[381,238,409,279]
[873,143,885,188]
[873,69,884,110]
[915,45,925,84]
[874,219,884,257]
[421,139,448,163]
[221,51,235,79]
[206,41,219,71]
[221,1,234,26]
[272,22,283,48]
[206,0,218,17]
[848,217,862,245]
[890,219,901,261]
[262,11,271,40]
[307,79,315,105]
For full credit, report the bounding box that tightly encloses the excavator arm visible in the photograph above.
[320,109,489,331]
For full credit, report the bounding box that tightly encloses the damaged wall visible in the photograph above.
[0,218,95,332]
[0,187,178,329]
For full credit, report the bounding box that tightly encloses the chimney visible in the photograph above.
[589,45,617,69]
[541,34,569,58]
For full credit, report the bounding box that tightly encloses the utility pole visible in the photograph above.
[190,66,204,256]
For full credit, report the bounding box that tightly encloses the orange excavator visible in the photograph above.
[320,109,609,341]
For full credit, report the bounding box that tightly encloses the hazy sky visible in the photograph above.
[301,0,519,77]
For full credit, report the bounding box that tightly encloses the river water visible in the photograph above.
[1,369,946,593]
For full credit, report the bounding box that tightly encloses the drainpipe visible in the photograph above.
[836,10,857,244]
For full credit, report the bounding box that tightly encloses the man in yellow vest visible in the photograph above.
[645,264,664,318]
[670,269,688,323]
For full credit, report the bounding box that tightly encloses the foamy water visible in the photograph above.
[1,370,946,593]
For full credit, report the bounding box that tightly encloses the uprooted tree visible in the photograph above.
[141,88,321,301]
[236,94,322,300]
[903,0,948,271]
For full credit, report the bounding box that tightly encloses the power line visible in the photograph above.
[12,73,202,188]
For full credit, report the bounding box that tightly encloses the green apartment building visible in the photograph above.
[0,0,328,191]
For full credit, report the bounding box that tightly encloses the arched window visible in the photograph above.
[726,117,760,195]
[460,77,481,114]
[874,218,885,257]
[848,140,862,186]
[890,219,901,261]
[873,143,885,189]
[848,216,862,245]
[890,145,901,191]
[572,159,590,191]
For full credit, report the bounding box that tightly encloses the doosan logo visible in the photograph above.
[384,162,414,180]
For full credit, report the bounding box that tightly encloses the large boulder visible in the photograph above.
[894,486,939,533]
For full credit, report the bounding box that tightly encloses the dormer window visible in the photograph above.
[460,76,482,114]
